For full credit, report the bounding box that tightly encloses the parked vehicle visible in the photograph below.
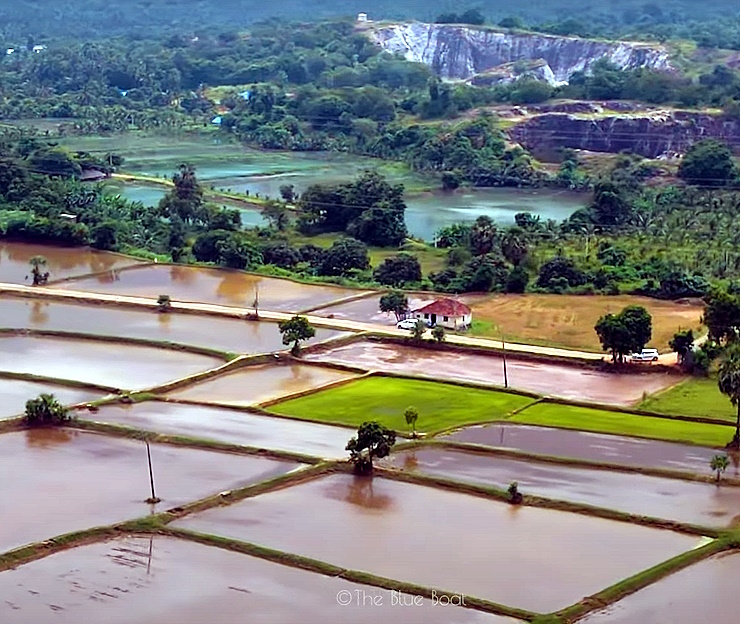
[631,348,659,362]
[396,318,419,330]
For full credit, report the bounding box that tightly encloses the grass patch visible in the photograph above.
[512,402,734,447]
[640,376,736,421]
[268,377,535,433]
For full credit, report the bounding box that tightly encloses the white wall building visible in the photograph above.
[412,298,472,330]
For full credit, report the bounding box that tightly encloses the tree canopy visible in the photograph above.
[595,305,652,363]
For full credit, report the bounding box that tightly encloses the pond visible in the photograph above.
[71,133,587,240]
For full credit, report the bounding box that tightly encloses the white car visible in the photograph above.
[396,318,420,330]
[631,348,659,362]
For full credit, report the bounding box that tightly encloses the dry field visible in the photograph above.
[467,293,703,351]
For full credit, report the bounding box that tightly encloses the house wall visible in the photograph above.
[413,312,472,329]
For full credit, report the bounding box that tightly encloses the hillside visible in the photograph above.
[1,0,739,44]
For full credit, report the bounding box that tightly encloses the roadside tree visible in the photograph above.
[379,291,409,321]
[411,318,426,342]
[431,325,446,343]
[711,454,730,483]
[595,305,652,363]
[718,345,740,449]
[278,315,316,356]
[669,329,695,366]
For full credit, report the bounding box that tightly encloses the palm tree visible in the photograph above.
[29,255,49,285]
[718,346,740,450]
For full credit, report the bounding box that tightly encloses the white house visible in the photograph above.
[357,12,369,22]
[411,298,472,330]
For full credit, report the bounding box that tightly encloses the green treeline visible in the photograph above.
[2,1,740,50]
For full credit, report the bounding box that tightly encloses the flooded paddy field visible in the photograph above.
[311,293,448,325]
[173,474,700,612]
[0,334,220,390]
[579,550,740,624]
[0,536,511,624]
[0,296,346,354]
[89,402,354,459]
[0,429,300,552]
[0,241,143,285]
[168,363,356,407]
[388,448,740,527]
[0,378,105,420]
[58,264,367,312]
[441,423,722,475]
[304,341,678,405]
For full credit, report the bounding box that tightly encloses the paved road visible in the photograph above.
[0,282,676,365]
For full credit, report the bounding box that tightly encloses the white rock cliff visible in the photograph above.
[369,22,672,85]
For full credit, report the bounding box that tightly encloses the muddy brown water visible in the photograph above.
[0,241,142,285]
[167,363,356,406]
[312,293,456,325]
[0,378,105,420]
[0,296,347,353]
[173,474,700,612]
[388,448,740,527]
[442,423,723,475]
[89,402,355,459]
[0,334,221,390]
[0,536,512,624]
[578,550,740,623]
[58,264,368,312]
[304,341,678,405]
[0,430,300,553]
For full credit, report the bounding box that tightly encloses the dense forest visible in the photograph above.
[1,2,740,304]
[3,1,740,49]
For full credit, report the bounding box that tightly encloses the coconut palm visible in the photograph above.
[718,345,740,449]
[29,255,49,285]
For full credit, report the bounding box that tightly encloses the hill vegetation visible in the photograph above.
[2,1,740,49]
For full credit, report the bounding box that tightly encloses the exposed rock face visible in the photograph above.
[370,22,671,85]
[509,111,740,158]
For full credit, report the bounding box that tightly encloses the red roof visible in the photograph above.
[413,298,471,317]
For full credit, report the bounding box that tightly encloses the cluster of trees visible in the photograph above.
[4,0,740,51]
[594,305,652,363]
[435,9,486,25]
[297,171,407,246]
[559,60,740,113]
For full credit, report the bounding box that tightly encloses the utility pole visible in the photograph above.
[502,334,509,389]
[145,440,160,504]
[252,283,260,319]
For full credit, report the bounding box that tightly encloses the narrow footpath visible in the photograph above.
[1,282,676,364]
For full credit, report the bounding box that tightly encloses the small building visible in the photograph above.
[6,48,15,56]
[411,298,472,330]
[357,12,368,22]
[79,169,109,182]
[32,45,47,53]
